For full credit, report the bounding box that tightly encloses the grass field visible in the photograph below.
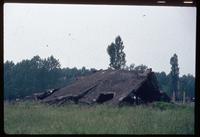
[4,101,194,134]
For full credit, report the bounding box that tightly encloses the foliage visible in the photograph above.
[151,101,187,111]
[4,55,194,101]
[4,61,15,100]
[179,74,195,97]
[134,64,148,73]
[129,63,135,71]
[155,72,195,99]
[107,36,126,70]
[4,55,96,100]
[4,101,194,134]
[170,54,179,100]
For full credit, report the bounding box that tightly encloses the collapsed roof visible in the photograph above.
[33,69,170,106]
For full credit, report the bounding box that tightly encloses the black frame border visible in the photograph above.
[0,0,199,136]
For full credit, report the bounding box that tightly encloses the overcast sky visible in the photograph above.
[4,3,196,76]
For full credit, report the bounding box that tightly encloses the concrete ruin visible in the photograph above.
[31,68,170,106]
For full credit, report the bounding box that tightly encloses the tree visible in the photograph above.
[170,53,179,101]
[41,55,61,89]
[134,64,148,73]
[3,55,63,100]
[179,74,195,98]
[129,63,135,71]
[43,55,61,71]
[107,36,126,70]
[4,61,15,100]
[155,71,170,95]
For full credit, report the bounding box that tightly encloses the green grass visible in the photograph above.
[4,101,194,134]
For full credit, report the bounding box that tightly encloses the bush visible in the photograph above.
[151,101,186,111]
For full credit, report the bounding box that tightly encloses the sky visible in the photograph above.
[4,3,196,76]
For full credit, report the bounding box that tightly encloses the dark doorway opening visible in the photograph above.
[96,93,114,103]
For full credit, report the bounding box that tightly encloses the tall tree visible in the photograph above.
[170,53,179,101]
[107,36,126,70]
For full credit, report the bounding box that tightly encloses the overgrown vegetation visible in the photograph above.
[4,101,194,134]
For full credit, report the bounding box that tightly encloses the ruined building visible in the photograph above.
[31,69,170,106]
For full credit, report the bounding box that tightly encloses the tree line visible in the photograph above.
[4,54,194,100]
[4,55,96,100]
[155,72,195,99]
[4,35,195,100]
